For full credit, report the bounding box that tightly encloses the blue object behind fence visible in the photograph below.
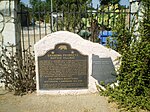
[98,30,114,45]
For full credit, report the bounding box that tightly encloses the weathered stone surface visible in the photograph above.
[34,31,121,95]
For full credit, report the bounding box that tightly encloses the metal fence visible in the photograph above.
[16,1,132,58]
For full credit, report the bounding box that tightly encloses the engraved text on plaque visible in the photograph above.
[38,43,88,90]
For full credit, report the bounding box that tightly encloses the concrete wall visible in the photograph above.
[0,0,17,46]
[0,0,19,88]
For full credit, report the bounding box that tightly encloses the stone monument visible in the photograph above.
[34,31,121,95]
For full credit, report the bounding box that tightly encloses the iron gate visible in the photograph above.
[16,1,132,59]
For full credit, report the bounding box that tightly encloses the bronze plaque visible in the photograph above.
[38,43,88,90]
[92,55,116,85]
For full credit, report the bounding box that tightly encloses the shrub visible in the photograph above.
[0,45,36,95]
[99,0,150,111]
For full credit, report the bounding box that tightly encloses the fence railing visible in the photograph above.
[16,2,132,59]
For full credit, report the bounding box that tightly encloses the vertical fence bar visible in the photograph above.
[79,3,82,33]
[27,5,31,53]
[123,8,126,30]
[62,5,64,30]
[56,0,58,31]
[107,5,110,28]
[32,5,36,44]
[84,4,87,29]
[44,4,47,35]
[85,5,88,31]
[38,0,41,39]
[59,3,63,31]
[96,4,99,43]
[15,8,22,62]
[96,4,98,23]
[101,5,105,44]
[129,3,131,30]
[112,4,115,29]
[67,3,69,31]
[73,5,76,33]
[101,5,104,27]
[50,2,52,33]
[90,2,94,42]
[124,7,127,27]
[20,4,25,63]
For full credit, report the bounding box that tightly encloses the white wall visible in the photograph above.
[0,0,16,46]
[0,0,18,88]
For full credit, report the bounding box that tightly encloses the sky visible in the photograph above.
[21,0,29,5]
[21,0,130,8]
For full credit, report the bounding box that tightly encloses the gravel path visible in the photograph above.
[0,88,119,112]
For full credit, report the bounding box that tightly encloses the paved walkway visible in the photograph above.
[0,88,119,112]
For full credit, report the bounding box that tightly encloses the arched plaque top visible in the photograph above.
[55,43,71,51]
[38,43,88,59]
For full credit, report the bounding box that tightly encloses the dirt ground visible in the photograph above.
[0,88,120,112]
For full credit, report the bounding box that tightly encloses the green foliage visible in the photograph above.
[29,0,91,32]
[0,45,36,95]
[44,14,50,23]
[99,0,150,111]
[51,0,91,11]
[106,36,116,49]
[57,0,90,32]
[29,0,91,12]
[111,9,134,54]
[105,10,133,54]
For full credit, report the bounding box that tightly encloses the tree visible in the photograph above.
[49,0,91,11]
[29,0,91,11]
[99,0,120,5]
[29,0,91,31]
